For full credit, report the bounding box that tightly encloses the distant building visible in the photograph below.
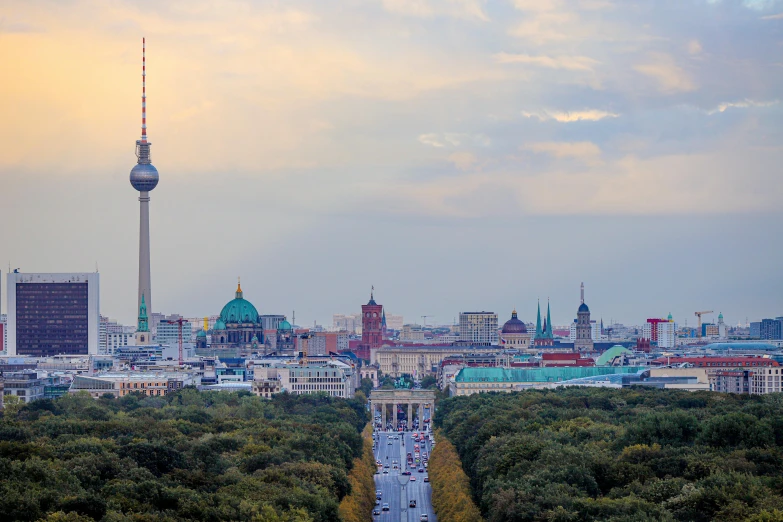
[386,314,404,331]
[70,371,198,398]
[273,361,354,398]
[333,313,362,333]
[356,289,384,360]
[574,283,593,352]
[1,370,45,403]
[308,331,349,355]
[643,315,676,349]
[760,318,783,340]
[500,310,531,350]
[7,272,100,357]
[156,315,193,347]
[211,282,266,351]
[400,324,425,342]
[750,322,761,339]
[751,366,783,394]
[717,313,727,339]
[533,301,554,347]
[459,311,498,345]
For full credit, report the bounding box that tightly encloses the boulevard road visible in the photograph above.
[372,430,437,522]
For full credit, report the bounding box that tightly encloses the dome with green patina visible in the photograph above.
[214,319,226,330]
[219,282,260,324]
[196,329,207,338]
[278,319,292,331]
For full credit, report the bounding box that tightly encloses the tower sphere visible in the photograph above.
[130,163,159,192]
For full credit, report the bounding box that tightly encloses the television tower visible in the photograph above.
[129,37,159,319]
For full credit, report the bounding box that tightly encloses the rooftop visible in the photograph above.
[455,366,645,383]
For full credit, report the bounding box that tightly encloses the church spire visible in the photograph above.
[535,299,542,338]
[546,298,553,339]
[137,293,149,332]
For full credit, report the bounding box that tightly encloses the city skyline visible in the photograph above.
[1,1,782,327]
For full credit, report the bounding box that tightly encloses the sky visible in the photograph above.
[1,0,782,329]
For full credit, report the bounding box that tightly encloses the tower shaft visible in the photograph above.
[138,191,151,317]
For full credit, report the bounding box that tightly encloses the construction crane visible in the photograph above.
[694,310,714,338]
[163,318,187,366]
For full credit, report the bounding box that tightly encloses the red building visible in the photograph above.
[355,289,383,360]
[540,352,595,367]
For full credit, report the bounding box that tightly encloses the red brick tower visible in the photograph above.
[357,287,383,360]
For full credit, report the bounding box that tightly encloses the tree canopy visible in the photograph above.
[0,389,368,521]
[434,387,783,522]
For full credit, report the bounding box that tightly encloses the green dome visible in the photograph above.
[278,319,292,331]
[214,319,226,330]
[219,282,259,324]
[596,345,632,366]
[196,330,207,338]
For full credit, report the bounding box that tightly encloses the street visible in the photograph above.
[372,430,437,522]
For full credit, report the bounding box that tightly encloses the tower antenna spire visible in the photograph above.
[141,37,147,143]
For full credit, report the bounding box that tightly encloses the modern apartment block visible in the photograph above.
[458,312,498,344]
[6,273,100,357]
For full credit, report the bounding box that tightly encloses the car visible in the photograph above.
[383,469,389,474]
[382,503,390,511]
[376,491,382,499]
[402,470,411,475]
[420,515,429,521]
[373,508,381,516]
[418,467,424,473]
[375,468,380,474]
[376,498,380,505]
[388,441,393,445]
[424,476,429,482]
[410,476,416,481]
[410,499,417,508]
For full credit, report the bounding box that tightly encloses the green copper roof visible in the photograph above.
[278,319,292,331]
[137,294,149,333]
[214,319,226,330]
[219,282,260,324]
[455,366,644,383]
[595,345,633,366]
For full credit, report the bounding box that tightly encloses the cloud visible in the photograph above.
[706,99,780,115]
[523,141,603,165]
[418,133,490,147]
[382,0,489,21]
[521,109,619,122]
[634,53,696,93]
[494,52,599,71]
[760,12,783,19]
[687,39,702,55]
[448,151,478,170]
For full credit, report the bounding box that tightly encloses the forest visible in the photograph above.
[435,387,783,522]
[0,388,369,522]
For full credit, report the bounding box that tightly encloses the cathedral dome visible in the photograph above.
[578,302,590,313]
[196,329,207,338]
[502,310,527,334]
[278,319,292,331]
[214,319,226,330]
[219,282,259,324]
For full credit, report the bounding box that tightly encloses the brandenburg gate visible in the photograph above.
[369,389,436,430]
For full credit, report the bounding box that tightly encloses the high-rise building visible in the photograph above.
[156,315,193,347]
[760,319,783,340]
[574,283,593,352]
[6,272,100,356]
[643,314,676,348]
[750,322,761,339]
[129,38,159,326]
[459,311,498,344]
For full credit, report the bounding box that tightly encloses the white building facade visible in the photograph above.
[459,312,498,344]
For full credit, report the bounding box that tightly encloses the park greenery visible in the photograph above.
[338,424,376,522]
[428,430,484,522]
[435,387,783,522]
[0,388,369,522]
